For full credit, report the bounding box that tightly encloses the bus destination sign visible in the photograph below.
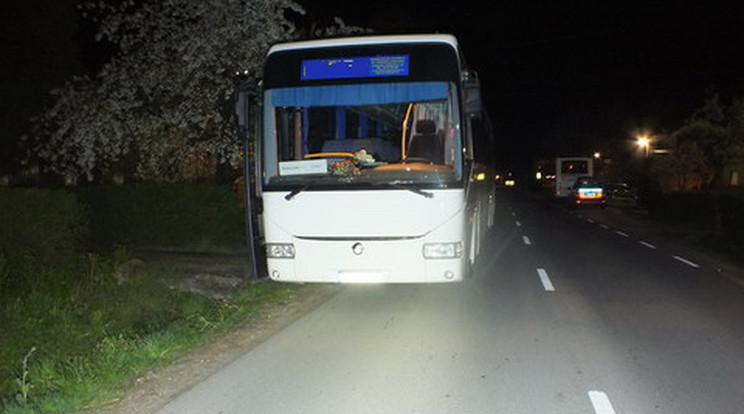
[301,55,409,81]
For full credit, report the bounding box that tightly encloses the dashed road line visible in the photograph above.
[515,220,522,227]
[522,236,532,245]
[588,390,617,414]
[638,240,657,249]
[673,255,701,268]
[536,268,555,291]
[556,202,707,275]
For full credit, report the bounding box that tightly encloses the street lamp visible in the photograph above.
[636,135,651,157]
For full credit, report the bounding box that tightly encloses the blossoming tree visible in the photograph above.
[31,0,364,182]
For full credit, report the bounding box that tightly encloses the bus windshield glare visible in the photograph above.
[262,81,463,190]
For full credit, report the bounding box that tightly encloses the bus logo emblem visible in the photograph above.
[352,242,364,255]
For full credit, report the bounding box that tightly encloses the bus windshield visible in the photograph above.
[262,81,463,190]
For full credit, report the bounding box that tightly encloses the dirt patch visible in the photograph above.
[86,282,340,414]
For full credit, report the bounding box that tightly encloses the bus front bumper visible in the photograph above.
[266,238,466,284]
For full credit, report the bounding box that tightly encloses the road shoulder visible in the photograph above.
[86,282,340,414]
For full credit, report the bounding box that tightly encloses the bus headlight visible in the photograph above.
[423,242,462,259]
[266,243,295,259]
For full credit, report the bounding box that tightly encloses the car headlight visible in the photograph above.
[266,243,295,259]
[423,242,462,259]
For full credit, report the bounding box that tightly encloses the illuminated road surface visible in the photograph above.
[158,192,744,414]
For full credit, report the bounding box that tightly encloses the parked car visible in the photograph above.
[568,177,607,208]
[604,182,637,201]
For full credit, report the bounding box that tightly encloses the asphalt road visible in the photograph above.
[157,191,744,414]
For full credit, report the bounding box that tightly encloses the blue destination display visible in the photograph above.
[301,55,409,81]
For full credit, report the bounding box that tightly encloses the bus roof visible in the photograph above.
[268,34,459,55]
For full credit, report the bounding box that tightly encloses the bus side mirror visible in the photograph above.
[235,77,262,140]
[462,70,482,118]
[235,91,249,129]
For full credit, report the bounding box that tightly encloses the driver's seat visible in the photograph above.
[407,120,443,164]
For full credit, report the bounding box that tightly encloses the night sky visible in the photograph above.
[2,0,743,176]
[300,0,744,173]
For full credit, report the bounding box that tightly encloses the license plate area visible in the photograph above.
[578,188,602,199]
[337,270,389,283]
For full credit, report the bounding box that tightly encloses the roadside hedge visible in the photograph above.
[719,193,744,244]
[76,184,245,252]
[646,191,722,228]
[646,190,744,258]
[0,188,86,291]
[0,184,245,290]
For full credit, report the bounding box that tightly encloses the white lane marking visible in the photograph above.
[522,236,532,245]
[588,390,617,414]
[599,224,610,230]
[587,218,595,223]
[674,255,701,268]
[511,212,517,217]
[536,268,555,291]
[577,214,583,218]
[615,231,629,238]
[639,240,657,249]
[515,220,522,227]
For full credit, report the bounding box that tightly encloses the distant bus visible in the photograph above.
[555,157,593,197]
[235,34,494,283]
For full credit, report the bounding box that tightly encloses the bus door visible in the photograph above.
[235,79,267,280]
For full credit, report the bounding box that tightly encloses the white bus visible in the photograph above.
[555,157,594,197]
[236,34,494,283]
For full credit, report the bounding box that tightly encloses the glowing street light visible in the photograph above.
[593,152,601,159]
[637,135,651,157]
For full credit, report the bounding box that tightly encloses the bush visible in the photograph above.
[719,193,744,244]
[76,184,245,252]
[646,191,720,228]
[646,190,744,262]
[0,188,86,292]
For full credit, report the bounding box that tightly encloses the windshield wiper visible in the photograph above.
[284,186,306,201]
[384,182,434,199]
[285,179,322,201]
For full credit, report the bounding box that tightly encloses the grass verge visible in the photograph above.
[1,253,293,414]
